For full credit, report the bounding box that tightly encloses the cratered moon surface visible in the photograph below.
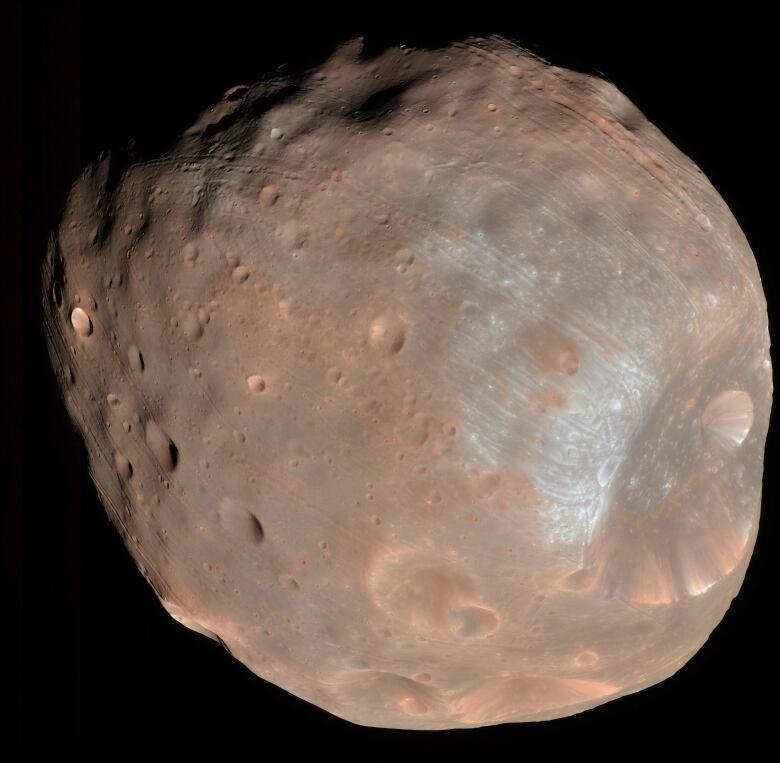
[42,36,771,729]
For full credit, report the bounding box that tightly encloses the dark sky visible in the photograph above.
[6,5,777,760]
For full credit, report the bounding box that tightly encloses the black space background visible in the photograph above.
[4,4,777,760]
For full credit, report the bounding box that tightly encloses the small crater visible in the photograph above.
[182,310,203,340]
[278,574,299,590]
[574,650,600,668]
[259,184,281,207]
[247,375,266,392]
[441,423,457,437]
[526,327,580,375]
[232,265,250,284]
[218,497,264,543]
[70,307,92,337]
[597,456,621,488]
[128,344,144,373]
[114,451,132,480]
[182,243,199,266]
[424,490,442,506]
[145,420,177,472]
[368,313,406,355]
[450,605,500,639]
[248,514,265,542]
[473,472,501,500]
[394,248,415,274]
[397,412,430,446]
[399,697,428,716]
[554,348,579,375]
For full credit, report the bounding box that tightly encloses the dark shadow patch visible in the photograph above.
[169,440,179,471]
[346,81,413,123]
[249,513,264,543]
[47,237,66,307]
[100,149,131,209]
[217,636,234,657]
[201,82,302,141]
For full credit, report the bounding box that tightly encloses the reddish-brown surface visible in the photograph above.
[39,32,772,733]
